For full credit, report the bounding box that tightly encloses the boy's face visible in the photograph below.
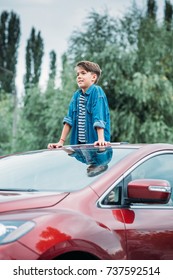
[76,66,97,92]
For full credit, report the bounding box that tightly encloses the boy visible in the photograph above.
[48,61,110,148]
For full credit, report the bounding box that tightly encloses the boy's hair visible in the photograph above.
[75,61,101,83]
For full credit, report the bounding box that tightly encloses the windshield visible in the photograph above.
[0,146,135,192]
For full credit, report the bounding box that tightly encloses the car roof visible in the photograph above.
[1,142,173,158]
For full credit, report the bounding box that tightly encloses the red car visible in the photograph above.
[0,143,173,260]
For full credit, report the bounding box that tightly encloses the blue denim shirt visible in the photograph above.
[63,84,110,144]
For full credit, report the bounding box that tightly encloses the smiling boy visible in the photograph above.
[48,61,110,148]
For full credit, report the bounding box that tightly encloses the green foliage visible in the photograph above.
[15,86,48,151]
[111,73,173,143]
[68,10,117,62]
[0,92,13,155]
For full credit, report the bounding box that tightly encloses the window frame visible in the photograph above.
[97,150,173,209]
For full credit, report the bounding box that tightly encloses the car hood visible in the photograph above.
[0,191,69,213]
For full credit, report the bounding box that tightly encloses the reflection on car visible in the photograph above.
[63,145,113,177]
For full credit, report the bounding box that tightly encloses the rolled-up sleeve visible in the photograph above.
[63,97,74,127]
[93,88,109,129]
[63,116,73,126]
[93,120,106,129]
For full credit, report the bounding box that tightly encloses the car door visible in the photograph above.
[123,152,173,259]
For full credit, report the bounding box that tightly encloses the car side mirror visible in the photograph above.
[126,179,171,204]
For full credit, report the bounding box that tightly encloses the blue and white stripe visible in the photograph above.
[78,93,86,143]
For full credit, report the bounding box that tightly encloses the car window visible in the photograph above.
[102,185,122,206]
[130,153,173,205]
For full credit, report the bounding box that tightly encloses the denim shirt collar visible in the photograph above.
[78,84,95,96]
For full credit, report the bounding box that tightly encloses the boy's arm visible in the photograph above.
[48,123,71,148]
[92,88,110,146]
[94,127,110,146]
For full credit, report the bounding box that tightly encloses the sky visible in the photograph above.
[0,0,167,95]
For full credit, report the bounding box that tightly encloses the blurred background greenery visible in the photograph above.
[0,0,173,155]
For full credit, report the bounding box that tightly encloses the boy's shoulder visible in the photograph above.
[89,84,104,93]
[90,84,106,97]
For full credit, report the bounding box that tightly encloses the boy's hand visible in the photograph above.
[94,140,110,146]
[47,141,64,149]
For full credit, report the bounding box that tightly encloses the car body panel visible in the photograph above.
[0,241,39,260]
[0,192,69,212]
[125,208,173,259]
[18,187,127,259]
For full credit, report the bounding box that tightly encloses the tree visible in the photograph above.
[111,72,173,143]
[110,1,173,143]
[49,50,57,80]
[24,27,44,89]
[0,11,21,151]
[15,86,49,151]
[68,10,117,61]
[47,50,57,89]
[0,11,20,93]
[164,0,173,30]
[146,0,158,20]
[0,91,13,155]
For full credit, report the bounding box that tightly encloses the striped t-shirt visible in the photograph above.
[78,93,86,143]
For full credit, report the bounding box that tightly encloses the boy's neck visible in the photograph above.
[81,83,94,93]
